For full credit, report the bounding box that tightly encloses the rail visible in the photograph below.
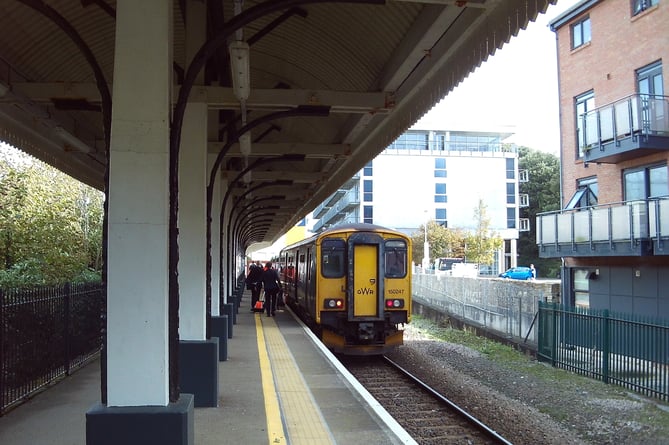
[0,282,103,415]
[538,302,669,402]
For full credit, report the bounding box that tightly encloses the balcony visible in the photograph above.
[312,188,360,232]
[580,94,669,164]
[536,198,669,257]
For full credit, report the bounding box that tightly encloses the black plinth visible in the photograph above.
[179,339,219,407]
[86,394,194,445]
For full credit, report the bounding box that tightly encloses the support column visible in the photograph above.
[208,154,221,317]
[177,0,217,407]
[87,1,193,444]
[209,154,228,361]
[179,101,207,341]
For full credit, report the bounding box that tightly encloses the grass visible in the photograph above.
[408,314,669,436]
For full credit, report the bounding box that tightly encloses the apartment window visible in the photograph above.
[633,0,659,15]
[571,16,591,49]
[506,183,515,204]
[506,158,515,179]
[575,90,595,158]
[363,161,373,176]
[435,183,447,203]
[435,208,447,227]
[565,177,598,210]
[363,205,373,224]
[573,269,590,309]
[506,208,516,229]
[638,61,664,97]
[434,158,447,178]
[624,164,668,201]
[363,179,373,202]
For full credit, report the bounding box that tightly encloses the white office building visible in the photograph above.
[312,128,528,274]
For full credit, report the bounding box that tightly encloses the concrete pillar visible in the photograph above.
[176,0,217,409]
[208,154,221,316]
[88,2,193,443]
[178,101,207,341]
[105,0,172,408]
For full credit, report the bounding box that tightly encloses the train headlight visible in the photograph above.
[324,298,344,309]
[385,299,404,308]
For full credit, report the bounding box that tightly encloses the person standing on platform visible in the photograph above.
[247,261,263,311]
[261,261,282,317]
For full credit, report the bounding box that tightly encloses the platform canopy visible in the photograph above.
[0,0,555,247]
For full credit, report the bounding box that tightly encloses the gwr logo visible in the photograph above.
[357,287,375,295]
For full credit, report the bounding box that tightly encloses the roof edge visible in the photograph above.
[549,0,602,31]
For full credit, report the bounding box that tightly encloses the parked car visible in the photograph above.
[499,266,534,280]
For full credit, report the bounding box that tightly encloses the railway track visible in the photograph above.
[340,355,513,445]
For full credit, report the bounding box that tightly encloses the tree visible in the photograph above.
[410,220,467,266]
[0,145,104,287]
[464,199,503,266]
[517,146,561,278]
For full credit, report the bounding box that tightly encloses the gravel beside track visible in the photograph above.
[384,320,669,445]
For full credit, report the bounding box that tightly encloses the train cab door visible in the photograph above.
[348,232,384,320]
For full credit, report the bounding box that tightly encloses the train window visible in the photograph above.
[321,238,346,278]
[385,240,407,278]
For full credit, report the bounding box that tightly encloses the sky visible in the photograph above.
[413,0,580,155]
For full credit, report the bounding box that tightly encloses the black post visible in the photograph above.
[63,282,71,376]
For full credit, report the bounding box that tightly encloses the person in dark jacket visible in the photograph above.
[247,261,263,311]
[261,261,282,317]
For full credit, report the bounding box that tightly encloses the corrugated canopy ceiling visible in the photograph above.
[0,0,555,246]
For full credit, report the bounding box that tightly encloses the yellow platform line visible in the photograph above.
[255,314,286,444]
[260,315,335,445]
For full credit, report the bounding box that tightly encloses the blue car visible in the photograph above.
[499,266,534,280]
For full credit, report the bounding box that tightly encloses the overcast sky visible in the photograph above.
[413,0,580,155]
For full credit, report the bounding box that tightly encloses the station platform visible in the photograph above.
[0,290,415,445]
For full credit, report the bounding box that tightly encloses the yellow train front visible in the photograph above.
[279,223,411,355]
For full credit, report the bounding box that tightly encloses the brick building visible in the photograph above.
[540,0,668,316]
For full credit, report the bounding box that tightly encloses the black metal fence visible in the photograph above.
[538,302,669,401]
[0,282,103,415]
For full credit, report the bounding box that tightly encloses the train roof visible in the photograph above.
[280,223,409,253]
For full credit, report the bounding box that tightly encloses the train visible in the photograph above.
[277,223,412,355]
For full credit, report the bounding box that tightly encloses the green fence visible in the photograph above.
[538,302,669,401]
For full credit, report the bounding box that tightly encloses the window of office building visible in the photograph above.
[435,183,447,203]
[571,16,591,49]
[434,158,446,178]
[435,208,447,227]
[506,208,516,229]
[363,161,373,176]
[565,177,598,209]
[506,158,515,179]
[633,0,659,16]
[363,205,373,224]
[391,131,428,150]
[624,164,668,201]
[435,134,445,150]
[506,182,515,204]
[363,179,373,202]
[575,90,595,158]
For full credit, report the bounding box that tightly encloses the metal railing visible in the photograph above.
[538,302,669,401]
[1,282,103,415]
[579,93,669,152]
[536,197,669,249]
